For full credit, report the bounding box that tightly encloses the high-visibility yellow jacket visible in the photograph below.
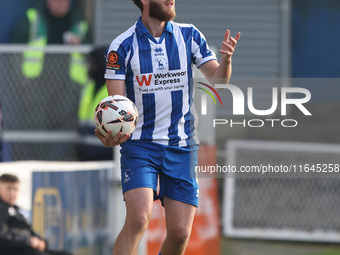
[23,8,88,85]
[77,81,113,161]
[78,81,108,125]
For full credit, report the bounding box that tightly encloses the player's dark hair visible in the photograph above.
[132,0,143,11]
[0,174,19,184]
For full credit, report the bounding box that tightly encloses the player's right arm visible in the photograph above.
[94,79,130,147]
[106,79,125,96]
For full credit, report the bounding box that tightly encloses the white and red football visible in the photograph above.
[94,95,138,137]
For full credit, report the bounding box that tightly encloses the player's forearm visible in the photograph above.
[106,79,125,96]
[211,29,240,83]
[212,57,232,83]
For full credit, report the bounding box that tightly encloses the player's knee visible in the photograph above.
[126,213,150,234]
[167,225,191,245]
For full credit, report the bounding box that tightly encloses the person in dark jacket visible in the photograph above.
[0,173,72,255]
[77,46,114,161]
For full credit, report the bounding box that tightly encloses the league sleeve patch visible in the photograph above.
[106,51,121,71]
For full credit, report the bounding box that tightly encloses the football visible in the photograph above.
[94,95,138,137]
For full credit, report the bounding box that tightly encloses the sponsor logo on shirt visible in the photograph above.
[136,71,187,93]
[106,51,121,71]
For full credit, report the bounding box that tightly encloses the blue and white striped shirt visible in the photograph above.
[105,17,216,147]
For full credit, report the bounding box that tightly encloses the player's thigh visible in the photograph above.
[120,140,159,194]
[160,146,199,207]
[124,187,155,224]
[163,197,196,235]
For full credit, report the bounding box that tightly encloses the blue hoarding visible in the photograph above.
[32,169,110,254]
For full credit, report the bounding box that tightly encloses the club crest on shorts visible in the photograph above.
[123,169,133,183]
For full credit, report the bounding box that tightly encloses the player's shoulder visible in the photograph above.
[108,22,137,50]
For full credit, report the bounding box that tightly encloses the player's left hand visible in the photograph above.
[219,29,241,61]
[95,129,130,147]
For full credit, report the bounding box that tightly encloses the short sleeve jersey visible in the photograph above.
[105,17,216,147]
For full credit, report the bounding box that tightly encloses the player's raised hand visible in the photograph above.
[95,129,130,147]
[219,29,241,61]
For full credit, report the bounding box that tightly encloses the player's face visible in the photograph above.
[149,0,176,22]
[47,0,71,18]
[0,182,20,206]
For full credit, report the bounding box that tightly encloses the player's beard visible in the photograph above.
[149,0,176,22]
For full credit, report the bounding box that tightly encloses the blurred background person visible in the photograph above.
[77,46,114,161]
[0,173,73,255]
[11,0,91,84]
[11,0,91,44]
[5,0,92,160]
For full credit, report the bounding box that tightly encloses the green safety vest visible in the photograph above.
[78,81,108,123]
[23,8,88,85]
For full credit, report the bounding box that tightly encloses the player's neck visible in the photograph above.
[141,14,167,38]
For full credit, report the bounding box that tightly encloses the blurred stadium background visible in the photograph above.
[1,0,340,254]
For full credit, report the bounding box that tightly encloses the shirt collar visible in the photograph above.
[136,17,173,42]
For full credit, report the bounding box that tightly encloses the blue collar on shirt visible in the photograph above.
[136,17,173,44]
